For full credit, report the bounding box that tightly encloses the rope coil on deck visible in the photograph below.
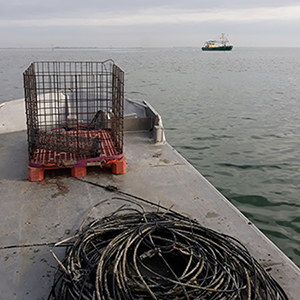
[48,198,288,300]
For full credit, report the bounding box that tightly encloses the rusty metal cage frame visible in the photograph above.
[23,60,124,167]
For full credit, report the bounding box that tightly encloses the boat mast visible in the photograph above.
[221,33,225,46]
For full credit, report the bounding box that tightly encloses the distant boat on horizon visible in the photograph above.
[202,33,233,51]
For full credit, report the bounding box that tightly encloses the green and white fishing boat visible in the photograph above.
[202,33,233,51]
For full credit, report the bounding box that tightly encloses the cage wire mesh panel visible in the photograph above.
[23,61,124,167]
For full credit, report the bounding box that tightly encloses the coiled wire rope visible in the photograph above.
[48,197,288,300]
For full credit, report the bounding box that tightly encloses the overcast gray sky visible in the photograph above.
[1,0,300,48]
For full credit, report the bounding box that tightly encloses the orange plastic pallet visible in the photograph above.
[28,129,126,181]
[28,156,126,182]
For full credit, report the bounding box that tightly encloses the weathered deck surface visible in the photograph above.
[0,99,299,299]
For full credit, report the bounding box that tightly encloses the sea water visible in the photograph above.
[1,47,300,267]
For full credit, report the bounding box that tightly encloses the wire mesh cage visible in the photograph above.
[23,60,124,167]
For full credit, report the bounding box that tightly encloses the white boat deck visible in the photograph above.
[0,98,299,299]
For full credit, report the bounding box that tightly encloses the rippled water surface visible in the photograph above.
[1,47,300,266]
